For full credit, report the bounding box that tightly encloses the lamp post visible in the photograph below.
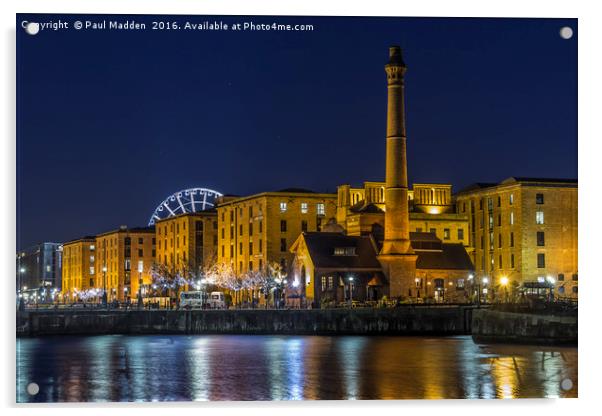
[348,276,354,308]
[481,277,489,304]
[102,266,108,307]
[137,262,144,309]
[500,276,507,302]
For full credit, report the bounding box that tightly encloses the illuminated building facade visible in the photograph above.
[217,189,337,276]
[61,237,95,301]
[154,211,219,275]
[94,226,156,302]
[16,242,63,298]
[455,177,578,298]
[336,181,470,247]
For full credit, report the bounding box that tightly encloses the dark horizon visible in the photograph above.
[17,14,578,249]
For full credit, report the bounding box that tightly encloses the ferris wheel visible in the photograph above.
[148,187,223,226]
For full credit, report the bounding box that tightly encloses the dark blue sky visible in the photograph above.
[16,14,577,249]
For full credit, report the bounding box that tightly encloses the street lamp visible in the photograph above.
[137,262,144,308]
[500,276,509,303]
[348,276,354,307]
[102,266,108,306]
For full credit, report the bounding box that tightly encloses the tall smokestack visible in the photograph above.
[378,46,417,299]
[381,46,412,255]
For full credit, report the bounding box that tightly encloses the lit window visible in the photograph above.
[90,267,95,275]
[301,202,308,214]
[90,245,95,251]
[509,194,514,205]
[317,203,325,216]
[536,211,544,225]
[280,202,287,212]
[443,229,450,240]
[510,212,514,225]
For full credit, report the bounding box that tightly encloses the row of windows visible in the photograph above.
[160,220,216,236]
[415,227,464,240]
[280,202,325,215]
[468,193,544,212]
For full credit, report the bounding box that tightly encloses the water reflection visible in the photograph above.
[16,335,577,402]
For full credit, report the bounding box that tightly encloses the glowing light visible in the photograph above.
[20,267,25,273]
[468,274,474,280]
[500,276,509,286]
[482,277,489,284]
[292,279,300,288]
[547,276,555,284]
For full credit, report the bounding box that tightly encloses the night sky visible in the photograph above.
[16,14,577,249]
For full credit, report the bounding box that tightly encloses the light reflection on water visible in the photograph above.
[16,335,577,402]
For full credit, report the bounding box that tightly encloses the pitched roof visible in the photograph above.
[415,243,474,270]
[301,232,382,270]
[300,232,473,272]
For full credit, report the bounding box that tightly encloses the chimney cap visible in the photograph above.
[387,45,406,67]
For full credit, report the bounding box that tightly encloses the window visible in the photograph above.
[488,214,493,229]
[334,247,356,256]
[443,228,450,240]
[280,220,287,232]
[489,231,494,250]
[239,224,243,236]
[280,238,287,252]
[138,237,143,244]
[572,274,578,281]
[457,279,465,289]
[536,193,544,204]
[498,234,502,248]
[479,199,483,210]
[416,227,423,232]
[259,239,263,253]
[510,253,515,268]
[152,238,156,245]
[429,228,436,235]
[249,242,253,255]
[321,276,326,291]
[558,273,565,281]
[487,198,493,211]
[221,228,225,239]
[138,249,143,257]
[558,286,565,295]
[301,202,308,214]
[230,210,234,221]
[249,206,253,218]
[462,203,466,213]
[510,232,514,247]
[509,194,514,205]
[125,259,131,271]
[572,286,578,294]
[90,266,95,275]
[317,217,322,231]
[259,259,263,270]
[230,226,234,239]
[317,203,325,216]
[497,214,501,227]
[537,231,545,246]
[510,212,514,225]
[301,220,308,232]
[249,223,253,236]
[497,196,501,207]
[328,276,334,289]
[458,228,464,240]
[221,246,225,257]
[230,245,234,257]
[259,221,263,233]
[536,211,544,225]
[249,261,253,271]
[537,253,545,268]
[196,221,203,231]
[280,202,287,212]
[90,245,95,251]
[239,242,243,255]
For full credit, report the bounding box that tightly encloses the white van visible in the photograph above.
[208,292,226,309]
[180,291,204,309]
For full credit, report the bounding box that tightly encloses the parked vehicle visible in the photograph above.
[180,291,204,309]
[208,292,226,309]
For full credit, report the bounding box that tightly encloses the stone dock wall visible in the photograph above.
[471,309,577,345]
[18,306,475,337]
